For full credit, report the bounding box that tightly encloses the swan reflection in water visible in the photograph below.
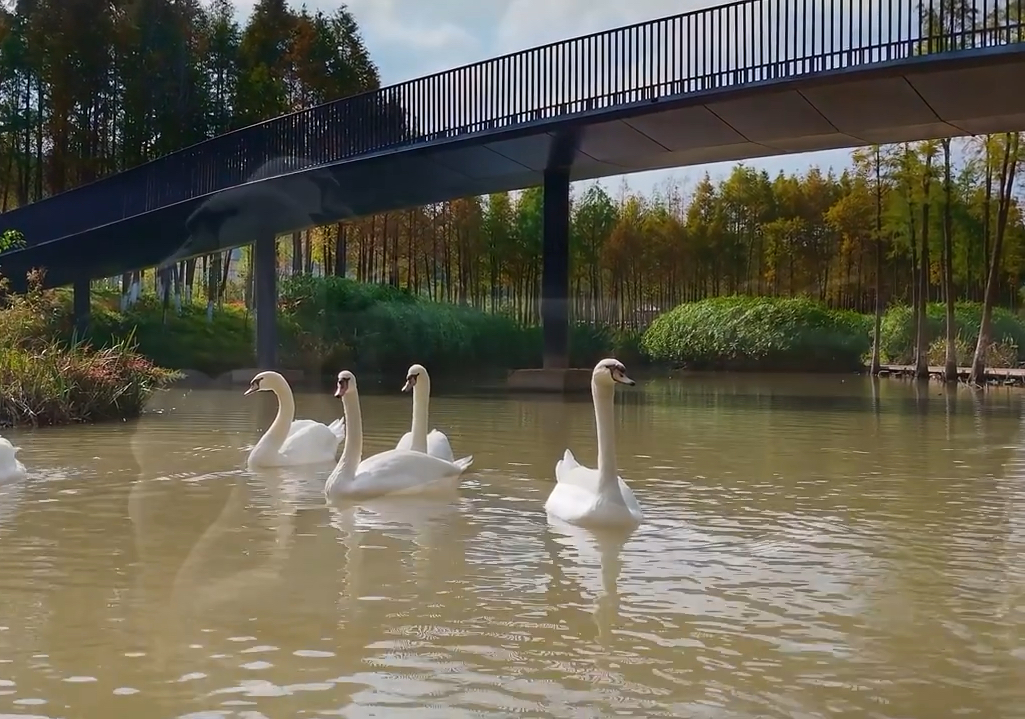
[545,518,631,645]
[329,496,465,607]
[125,392,318,673]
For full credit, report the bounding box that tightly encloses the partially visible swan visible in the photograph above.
[325,370,473,500]
[244,371,345,467]
[396,363,457,462]
[544,358,643,528]
[0,435,27,483]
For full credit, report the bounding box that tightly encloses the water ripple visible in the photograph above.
[0,378,1021,716]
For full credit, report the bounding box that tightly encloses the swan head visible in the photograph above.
[402,364,429,393]
[593,358,635,387]
[244,371,286,396]
[334,370,357,399]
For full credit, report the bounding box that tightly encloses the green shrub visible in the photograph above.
[879,302,1025,365]
[277,275,627,374]
[640,295,872,372]
[4,272,642,381]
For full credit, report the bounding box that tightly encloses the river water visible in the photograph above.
[0,372,1023,718]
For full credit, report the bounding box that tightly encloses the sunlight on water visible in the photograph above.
[0,373,1023,717]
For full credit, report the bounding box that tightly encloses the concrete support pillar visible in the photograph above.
[541,168,570,369]
[73,275,90,337]
[254,234,277,370]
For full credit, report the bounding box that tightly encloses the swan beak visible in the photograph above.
[243,385,258,396]
[402,376,415,392]
[334,379,349,398]
[616,373,636,386]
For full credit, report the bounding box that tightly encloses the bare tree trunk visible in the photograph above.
[870,146,884,374]
[942,139,957,382]
[970,133,1020,386]
[914,148,933,379]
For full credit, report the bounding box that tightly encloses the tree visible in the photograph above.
[970,133,1021,384]
[941,137,957,381]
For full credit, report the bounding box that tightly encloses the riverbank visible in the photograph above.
[642,296,1025,375]
[0,275,179,427]
[877,364,1025,386]
[9,278,1025,390]
[41,277,640,377]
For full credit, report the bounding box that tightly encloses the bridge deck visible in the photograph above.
[1,0,1024,287]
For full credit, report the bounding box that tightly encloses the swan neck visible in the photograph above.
[261,383,295,451]
[329,391,363,489]
[593,381,618,489]
[410,382,430,453]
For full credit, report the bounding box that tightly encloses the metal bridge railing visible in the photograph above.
[1,0,1022,246]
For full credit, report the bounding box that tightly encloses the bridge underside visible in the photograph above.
[2,49,1024,291]
[1,48,1024,375]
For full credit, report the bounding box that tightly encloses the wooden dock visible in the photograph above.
[877,364,1025,385]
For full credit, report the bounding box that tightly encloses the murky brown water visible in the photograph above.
[1,373,1024,717]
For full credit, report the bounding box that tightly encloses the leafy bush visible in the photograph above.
[879,302,1025,365]
[641,295,872,372]
[277,275,624,374]
[0,273,178,427]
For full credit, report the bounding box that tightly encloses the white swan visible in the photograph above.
[0,435,27,483]
[544,358,643,528]
[325,370,472,500]
[396,363,456,462]
[244,371,345,467]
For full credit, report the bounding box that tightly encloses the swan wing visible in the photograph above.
[396,430,413,451]
[544,478,602,524]
[327,417,345,442]
[555,448,583,484]
[349,449,465,497]
[279,420,342,463]
[426,430,454,462]
[396,429,454,462]
[544,464,642,525]
[0,437,26,484]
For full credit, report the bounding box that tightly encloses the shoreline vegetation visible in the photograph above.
[7,270,1025,419]
[3,268,1025,429]
[0,271,179,428]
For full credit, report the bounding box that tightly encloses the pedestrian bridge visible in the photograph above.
[0,0,1023,369]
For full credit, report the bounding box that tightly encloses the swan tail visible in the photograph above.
[453,455,473,473]
[328,417,346,441]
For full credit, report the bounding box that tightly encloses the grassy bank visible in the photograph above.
[641,296,873,372]
[22,276,1025,383]
[276,276,638,374]
[0,275,178,427]
[24,276,638,378]
[879,302,1023,367]
[641,296,1025,373]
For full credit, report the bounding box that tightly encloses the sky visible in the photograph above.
[234,0,855,197]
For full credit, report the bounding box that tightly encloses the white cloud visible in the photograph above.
[494,0,712,55]
[343,0,478,54]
